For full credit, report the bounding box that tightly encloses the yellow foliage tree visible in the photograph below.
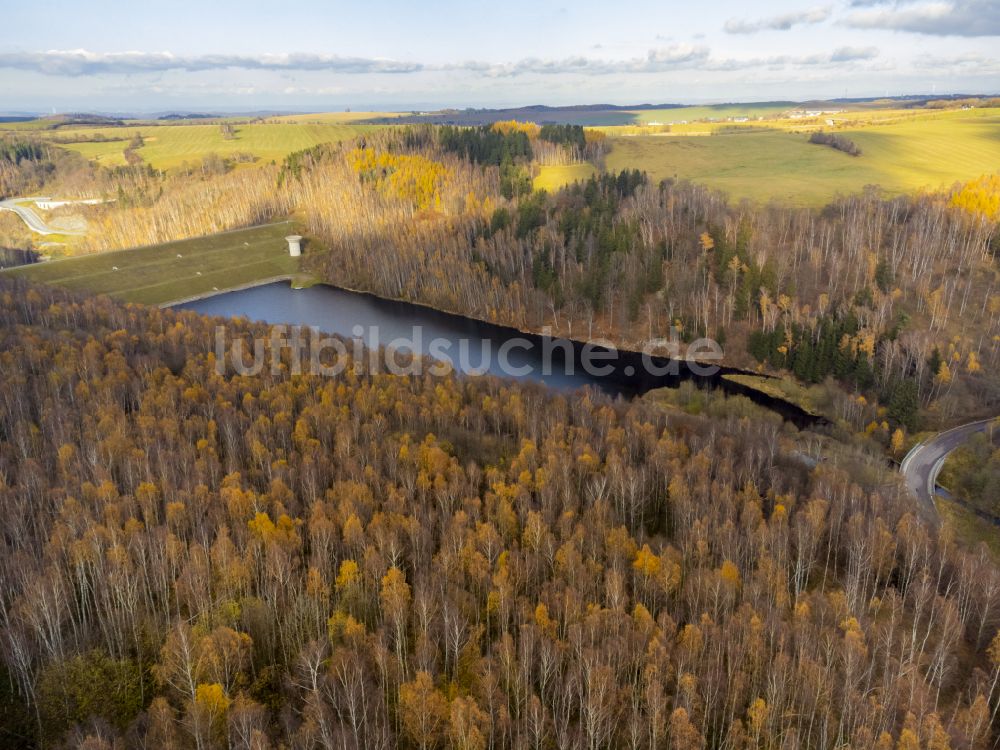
[634,544,662,579]
[335,558,361,591]
[534,602,558,638]
[951,173,1000,221]
[719,560,741,587]
[935,361,953,386]
[195,682,231,716]
[191,682,231,745]
[891,428,905,456]
[398,671,450,750]
[967,350,981,373]
[349,147,450,211]
[747,697,769,740]
[491,120,541,139]
[896,728,920,750]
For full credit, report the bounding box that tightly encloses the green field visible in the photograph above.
[61,139,130,166]
[23,119,376,171]
[630,103,793,124]
[533,163,597,191]
[606,109,1000,206]
[2,222,304,305]
[271,111,398,124]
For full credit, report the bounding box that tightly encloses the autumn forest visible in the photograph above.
[3,109,1000,750]
[3,280,1000,750]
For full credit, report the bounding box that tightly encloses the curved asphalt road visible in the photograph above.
[0,196,84,235]
[900,418,996,526]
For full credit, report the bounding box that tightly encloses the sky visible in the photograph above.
[0,0,998,113]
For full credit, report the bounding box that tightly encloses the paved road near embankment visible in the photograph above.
[900,418,996,525]
[0,196,84,235]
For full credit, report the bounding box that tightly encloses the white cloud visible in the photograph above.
[911,52,1000,73]
[844,0,1000,36]
[0,49,423,76]
[0,46,714,78]
[725,7,832,34]
[707,47,880,71]
[470,45,711,76]
[0,44,886,81]
[830,46,881,62]
[0,44,892,95]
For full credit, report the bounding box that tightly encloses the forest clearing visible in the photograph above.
[532,162,597,191]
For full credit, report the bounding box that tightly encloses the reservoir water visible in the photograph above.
[176,280,823,426]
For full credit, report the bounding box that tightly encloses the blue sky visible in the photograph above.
[1,0,998,112]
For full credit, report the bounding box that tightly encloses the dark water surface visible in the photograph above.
[176,281,823,427]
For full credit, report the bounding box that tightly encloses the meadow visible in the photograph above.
[1,113,383,171]
[2,222,304,305]
[605,108,1000,206]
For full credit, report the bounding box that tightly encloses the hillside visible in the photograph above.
[605,108,1000,206]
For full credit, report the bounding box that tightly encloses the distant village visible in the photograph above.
[647,107,847,127]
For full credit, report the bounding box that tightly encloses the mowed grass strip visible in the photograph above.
[3,222,301,305]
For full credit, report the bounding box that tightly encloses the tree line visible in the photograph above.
[0,137,54,199]
[808,131,862,157]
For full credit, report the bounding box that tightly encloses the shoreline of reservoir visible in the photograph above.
[172,278,829,429]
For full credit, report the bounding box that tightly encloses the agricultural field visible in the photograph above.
[0,118,70,132]
[2,116,382,171]
[60,139,130,167]
[2,222,306,305]
[606,103,988,135]
[136,122,371,169]
[629,102,794,124]
[533,163,596,191]
[606,108,1000,206]
[270,111,398,124]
